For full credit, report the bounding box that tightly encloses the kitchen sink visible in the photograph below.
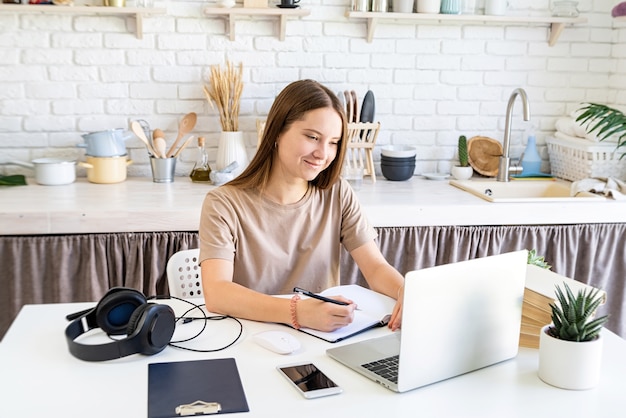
[449,179,606,203]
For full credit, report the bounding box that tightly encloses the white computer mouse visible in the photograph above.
[253,330,301,354]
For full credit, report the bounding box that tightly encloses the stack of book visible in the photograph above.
[519,265,607,349]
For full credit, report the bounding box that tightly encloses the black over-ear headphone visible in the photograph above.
[65,287,176,362]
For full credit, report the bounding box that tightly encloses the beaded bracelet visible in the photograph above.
[290,294,301,330]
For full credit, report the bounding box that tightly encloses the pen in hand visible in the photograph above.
[293,287,358,309]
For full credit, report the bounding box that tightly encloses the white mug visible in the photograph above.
[416,0,440,13]
[484,0,507,15]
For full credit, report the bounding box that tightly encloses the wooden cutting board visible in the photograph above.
[467,136,503,177]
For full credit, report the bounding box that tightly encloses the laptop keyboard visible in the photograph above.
[361,355,399,384]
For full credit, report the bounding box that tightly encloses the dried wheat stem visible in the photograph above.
[203,61,243,132]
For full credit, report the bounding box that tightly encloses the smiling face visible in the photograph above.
[273,106,343,184]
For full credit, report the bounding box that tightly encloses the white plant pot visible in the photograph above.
[451,165,473,180]
[216,131,249,177]
[538,324,604,390]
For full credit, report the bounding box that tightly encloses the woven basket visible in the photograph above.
[546,136,626,181]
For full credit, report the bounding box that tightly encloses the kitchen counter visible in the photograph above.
[2,176,625,235]
[2,175,626,341]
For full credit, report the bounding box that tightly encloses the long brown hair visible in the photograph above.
[228,79,347,190]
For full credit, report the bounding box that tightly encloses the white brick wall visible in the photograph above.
[0,0,620,178]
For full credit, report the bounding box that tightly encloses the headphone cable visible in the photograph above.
[148,295,244,353]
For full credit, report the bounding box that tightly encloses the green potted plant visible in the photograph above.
[527,248,551,270]
[575,103,626,158]
[451,135,473,180]
[538,282,609,390]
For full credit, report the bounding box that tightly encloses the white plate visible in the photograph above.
[422,172,449,181]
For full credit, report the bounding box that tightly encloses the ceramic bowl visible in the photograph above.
[381,145,417,158]
[381,155,416,164]
[381,161,415,181]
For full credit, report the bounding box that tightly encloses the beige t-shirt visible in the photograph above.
[198,179,377,295]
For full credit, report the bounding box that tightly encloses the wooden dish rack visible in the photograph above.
[345,122,380,182]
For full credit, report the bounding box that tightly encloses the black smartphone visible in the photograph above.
[277,362,343,399]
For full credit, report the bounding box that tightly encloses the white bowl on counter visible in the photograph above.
[381,145,417,158]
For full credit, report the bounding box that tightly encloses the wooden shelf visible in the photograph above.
[203,6,310,41]
[346,11,587,46]
[0,4,166,39]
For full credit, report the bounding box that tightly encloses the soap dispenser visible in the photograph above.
[521,129,541,176]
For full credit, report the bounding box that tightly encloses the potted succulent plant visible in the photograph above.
[527,248,551,270]
[538,282,609,390]
[451,135,473,180]
[575,103,626,158]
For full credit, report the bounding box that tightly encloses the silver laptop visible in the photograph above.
[326,250,527,393]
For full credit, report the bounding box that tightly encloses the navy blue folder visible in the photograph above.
[148,358,249,417]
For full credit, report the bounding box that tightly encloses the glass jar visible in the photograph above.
[551,1,579,17]
[189,136,212,183]
[441,0,461,14]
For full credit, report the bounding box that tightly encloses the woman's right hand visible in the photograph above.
[296,296,357,332]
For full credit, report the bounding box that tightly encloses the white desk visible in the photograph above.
[1,300,625,418]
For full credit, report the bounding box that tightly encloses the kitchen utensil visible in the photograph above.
[467,136,503,177]
[167,112,197,158]
[484,0,506,15]
[79,155,133,184]
[381,158,415,181]
[360,90,376,123]
[351,90,358,123]
[210,161,239,185]
[154,136,168,159]
[381,145,416,158]
[136,119,152,143]
[337,91,346,117]
[173,135,197,159]
[79,129,131,157]
[152,128,166,155]
[423,172,450,181]
[358,90,376,140]
[149,157,176,183]
[11,158,76,186]
[131,121,157,156]
[372,0,388,11]
[344,91,353,124]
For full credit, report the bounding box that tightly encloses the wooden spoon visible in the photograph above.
[154,136,167,159]
[130,120,157,156]
[152,129,167,158]
[172,135,196,159]
[166,112,197,158]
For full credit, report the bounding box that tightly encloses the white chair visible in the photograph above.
[166,249,203,299]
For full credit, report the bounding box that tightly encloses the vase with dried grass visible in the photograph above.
[203,61,249,176]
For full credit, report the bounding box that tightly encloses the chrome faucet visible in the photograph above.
[497,88,531,182]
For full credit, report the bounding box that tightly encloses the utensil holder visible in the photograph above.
[150,157,176,183]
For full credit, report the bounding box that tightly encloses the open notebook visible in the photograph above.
[295,284,395,343]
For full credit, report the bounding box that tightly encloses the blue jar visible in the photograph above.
[440,0,461,14]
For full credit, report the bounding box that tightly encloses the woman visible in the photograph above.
[199,79,404,332]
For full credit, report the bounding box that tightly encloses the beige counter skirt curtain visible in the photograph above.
[1,224,624,341]
[346,224,626,338]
